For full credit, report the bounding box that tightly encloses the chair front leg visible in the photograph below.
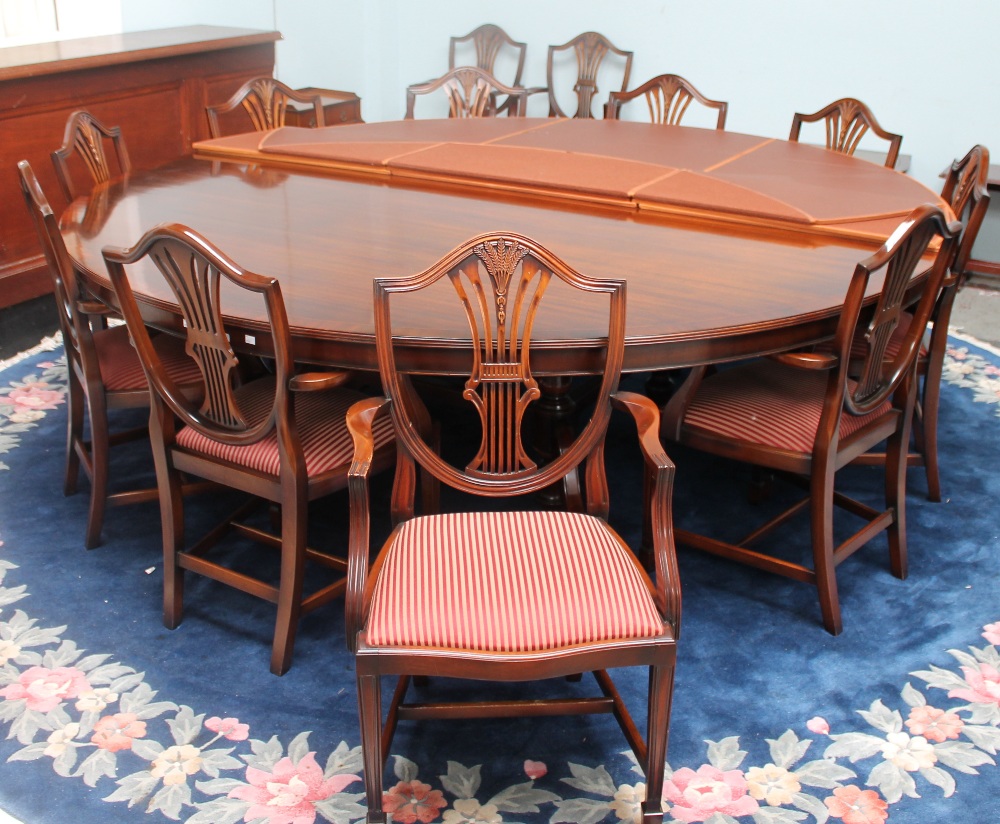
[810,466,842,635]
[271,492,307,675]
[84,391,110,549]
[642,662,674,823]
[357,672,387,824]
[64,371,84,496]
[885,407,912,580]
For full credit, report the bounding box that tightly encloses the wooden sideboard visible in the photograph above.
[286,88,363,128]
[0,25,281,309]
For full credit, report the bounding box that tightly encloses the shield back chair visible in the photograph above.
[605,73,728,129]
[661,205,960,635]
[789,97,903,169]
[346,232,681,823]
[546,31,633,119]
[51,110,131,203]
[404,66,529,119]
[852,145,991,500]
[448,23,527,116]
[206,77,324,138]
[18,160,203,549]
[103,224,396,675]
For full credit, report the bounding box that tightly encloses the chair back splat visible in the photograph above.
[546,31,633,119]
[206,77,324,138]
[51,110,131,202]
[346,232,681,823]
[789,97,902,168]
[605,73,728,129]
[104,224,394,675]
[405,66,528,118]
[448,23,527,87]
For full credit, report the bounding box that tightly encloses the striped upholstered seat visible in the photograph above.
[175,377,395,477]
[366,510,663,652]
[682,359,892,453]
[94,325,202,391]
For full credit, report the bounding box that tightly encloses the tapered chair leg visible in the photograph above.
[920,376,943,503]
[810,468,842,636]
[84,394,111,549]
[642,663,674,823]
[271,498,307,675]
[64,374,84,496]
[885,418,910,580]
[357,672,387,824]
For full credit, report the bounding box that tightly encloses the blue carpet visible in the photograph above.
[0,335,998,824]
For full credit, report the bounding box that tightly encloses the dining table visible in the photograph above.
[59,117,950,379]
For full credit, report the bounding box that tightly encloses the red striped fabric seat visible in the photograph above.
[365,510,663,652]
[682,359,892,453]
[176,378,395,477]
[95,324,202,391]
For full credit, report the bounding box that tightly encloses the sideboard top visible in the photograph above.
[0,25,280,81]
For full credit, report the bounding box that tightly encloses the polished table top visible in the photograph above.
[61,119,948,375]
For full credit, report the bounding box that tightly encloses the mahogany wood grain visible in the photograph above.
[347,233,679,821]
[1,26,279,308]
[62,150,940,378]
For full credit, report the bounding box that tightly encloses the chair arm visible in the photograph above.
[611,390,683,637]
[77,299,113,315]
[768,351,839,370]
[345,396,392,653]
[289,370,352,392]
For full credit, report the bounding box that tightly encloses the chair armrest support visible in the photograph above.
[611,390,682,637]
[769,351,839,370]
[289,370,352,392]
[346,396,392,652]
[77,299,112,316]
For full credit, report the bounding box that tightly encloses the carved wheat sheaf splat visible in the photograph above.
[241,78,290,131]
[572,33,610,112]
[647,78,693,126]
[825,100,871,156]
[73,118,112,184]
[150,240,245,429]
[475,27,508,71]
[443,69,496,118]
[448,238,549,476]
[855,222,932,403]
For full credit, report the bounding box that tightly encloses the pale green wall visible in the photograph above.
[118,0,1000,189]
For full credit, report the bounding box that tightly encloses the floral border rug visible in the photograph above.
[0,336,998,824]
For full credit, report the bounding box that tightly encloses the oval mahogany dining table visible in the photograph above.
[60,118,948,377]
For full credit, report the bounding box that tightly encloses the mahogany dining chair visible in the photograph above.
[605,73,728,129]
[789,97,903,169]
[51,110,131,202]
[103,224,396,674]
[662,205,960,635]
[347,232,681,822]
[206,77,325,138]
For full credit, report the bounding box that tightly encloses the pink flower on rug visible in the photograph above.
[229,751,358,824]
[949,662,1000,707]
[205,716,249,740]
[0,665,91,712]
[905,705,964,742]
[806,716,831,735]
[663,765,759,822]
[91,712,147,752]
[523,759,547,780]
[382,779,447,823]
[824,785,888,823]
[7,383,62,410]
[983,622,1000,645]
